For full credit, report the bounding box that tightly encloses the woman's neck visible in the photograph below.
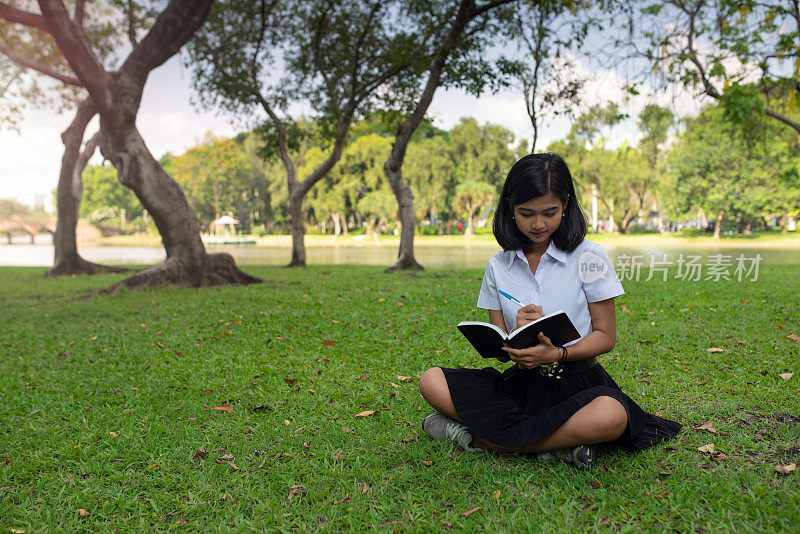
[524,239,551,257]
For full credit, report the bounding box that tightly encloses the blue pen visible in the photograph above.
[498,290,525,308]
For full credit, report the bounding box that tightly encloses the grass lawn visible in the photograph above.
[1,263,798,532]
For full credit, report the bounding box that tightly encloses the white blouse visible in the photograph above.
[476,239,624,346]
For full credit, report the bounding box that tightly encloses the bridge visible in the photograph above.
[0,216,102,244]
[0,216,56,243]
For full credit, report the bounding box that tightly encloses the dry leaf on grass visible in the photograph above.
[212,405,233,413]
[361,482,372,494]
[707,348,724,353]
[218,454,235,461]
[322,339,336,347]
[400,436,418,443]
[775,463,796,475]
[355,410,376,417]
[787,334,800,342]
[192,447,208,460]
[78,509,90,517]
[779,373,794,381]
[342,426,354,434]
[461,507,481,518]
[698,444,715,453]
[692,422,718,434]
[284,378,298,385]
[396,375,414,381]
[288,485,306,500]
[422,460,432,467]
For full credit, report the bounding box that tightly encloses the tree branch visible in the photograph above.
[0,33,82,86]
[72,0,85,25]
[312,0,337,108]
[126,1,138,48]
[0,2,50,32]
[350,1,381,101]
[121,0,213,80]
[36,0,107,97]
[764,107,800,134]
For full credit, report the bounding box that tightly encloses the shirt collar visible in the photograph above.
[507,241,567,269]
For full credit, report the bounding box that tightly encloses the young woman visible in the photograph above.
[418,153,681,469]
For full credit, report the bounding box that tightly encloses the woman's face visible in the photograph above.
[512,192,565,246]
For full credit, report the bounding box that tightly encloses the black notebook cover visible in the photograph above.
[457,310,580,361]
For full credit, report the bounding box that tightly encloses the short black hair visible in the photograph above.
[492,153,587,252]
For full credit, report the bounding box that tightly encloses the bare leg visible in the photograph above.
[418,367,627,454]
[418,367,461,421]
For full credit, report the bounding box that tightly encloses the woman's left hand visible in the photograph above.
[501,332,559,369]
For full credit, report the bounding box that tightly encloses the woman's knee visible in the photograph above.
[591,396,628,434]
[418,367,444,395]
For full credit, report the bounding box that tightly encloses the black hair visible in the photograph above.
[492,153,587,252]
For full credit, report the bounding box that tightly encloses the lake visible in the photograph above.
[1,234,798,269]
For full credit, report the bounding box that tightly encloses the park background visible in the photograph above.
[1,0,800,532]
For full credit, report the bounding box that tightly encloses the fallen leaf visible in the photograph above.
[335,497,351,504]
[331,449,344,461]
[711,452,728,461]
[78,509,90,517]
[698,444,715,454]
[192,447,208,460]
[212,405,233,413]
[658,471,672,477]
[251,403,274,412]
[342,426,354,434]
[130,387,138,391]
[461,507,481,518]
[355,410,376,417]
[679,308,689,312]
[396,375,414,382]
[123,408,131,414]
[361,482,371,494]
[288,485,306,500]
[775,463,796,475]
[156,342,164,349]
[390,382,400,388]
[284,378,298,385]
[218,454,235,461]
[400,436,418,443]
[787,334,800,342]
[10,529,25,534]
[707,348,724,353]
[322,339,336,347]
[691,422,718,434]
[422,460,433,467]
[580,504,598,512]
[779,373,794,381]
[109,431,118,437]
[492,489,501,499]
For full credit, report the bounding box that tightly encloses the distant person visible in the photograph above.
[418,153,681,469]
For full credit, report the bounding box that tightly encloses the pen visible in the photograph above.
[498,290,525,308]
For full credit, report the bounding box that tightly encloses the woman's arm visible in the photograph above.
[501,297,617,367]
[489,309,508,333]
[561,297,617,361]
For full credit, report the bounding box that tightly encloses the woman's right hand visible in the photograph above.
[514,304,544,331]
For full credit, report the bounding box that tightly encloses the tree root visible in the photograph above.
[385,255,425,272]
[46,256,130,277]
[77,253,261,298]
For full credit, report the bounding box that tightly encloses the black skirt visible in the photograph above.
[441,362,681,449]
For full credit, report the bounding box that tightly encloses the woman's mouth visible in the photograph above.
[531,231,546,238]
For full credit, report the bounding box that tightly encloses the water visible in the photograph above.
[1,236,798,269]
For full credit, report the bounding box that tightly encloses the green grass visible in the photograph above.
[1,263,799,532]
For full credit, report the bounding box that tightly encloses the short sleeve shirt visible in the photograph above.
[476,239,624,346]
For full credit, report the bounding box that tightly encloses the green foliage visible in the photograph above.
[0,197,31,217]
[80,164,144,227]
[667,104,800,226]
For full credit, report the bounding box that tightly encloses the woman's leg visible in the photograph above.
[470,396,628,453]
[418,367,461,421]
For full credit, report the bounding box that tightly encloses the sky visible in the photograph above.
[0,39,708,210]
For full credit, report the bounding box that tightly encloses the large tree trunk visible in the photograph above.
[384,155,423,270]
[47,99,126,277]
[37,0,260,291]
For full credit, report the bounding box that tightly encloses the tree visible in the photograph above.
[628,0,800,135]
[188,0,419,267]
[382,0,520,271]
[0,1,126,276]
[637,103,675,230]
[7,0,261,289]
[403,134,454,227]
[668,104,800,238]
[504,0,591,152]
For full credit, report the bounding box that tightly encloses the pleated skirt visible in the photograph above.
[441,362,681,449]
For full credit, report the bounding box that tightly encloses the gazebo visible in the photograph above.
[209,215,239,237]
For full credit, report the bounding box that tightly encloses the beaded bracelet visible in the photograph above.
[539,345,568,378]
